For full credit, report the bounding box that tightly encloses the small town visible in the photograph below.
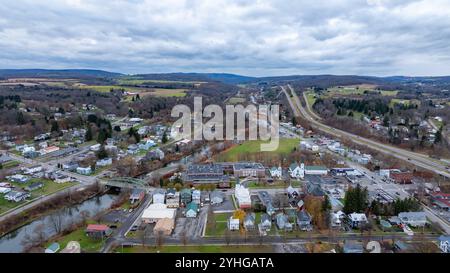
[0,2,450,268]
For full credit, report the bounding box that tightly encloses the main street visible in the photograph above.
[281,85,450,179]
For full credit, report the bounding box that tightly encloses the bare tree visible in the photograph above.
[181,230,188,246]
[224,229,231,246]
[141,225,151,248]
[156,230,165,248]
[48,211,64,234]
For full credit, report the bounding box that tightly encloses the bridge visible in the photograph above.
[101,177,150,191]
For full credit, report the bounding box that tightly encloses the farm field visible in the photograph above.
[148,88,187,97]
[117,78,205,85]
[227,97,246,104]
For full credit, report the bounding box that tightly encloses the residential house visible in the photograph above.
[331,211,345,228]
[269,166,282,179]
[297,210,313,231]
[23,165,42,175]
[180,188,192,205]
[96,158,112,167]
[130,189,145,204]
[40,146,60,155]
[166,189,180,208]
[228,217,240,231]
[438,236,450,253]
[85,224,111,239]
[138,139,156,150]
[7,174,29,183]
[276,213,293,231]
[398,212,427,227]
[54,174,71,183]
[0,187,12,194]
[185,202,198,218]
[192,189,201,204]
[210,190,224,205]
[289,163,304,179]
[348,213,368,228]
[4,191,30,202]
[25,182,44,191]
[259,213,272,231]
[63,161,79,172]
[152,189,166,204]
[127,144,139,155]
[244,213,256,231]
[76,166,92,175]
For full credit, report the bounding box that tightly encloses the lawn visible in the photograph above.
[116,244,274,253]
[50,226,105,253]
[1,160,20,169]
[389,98,421,108]
[246,180,301,189]
[216,138,299,162]
[305,91,317,106]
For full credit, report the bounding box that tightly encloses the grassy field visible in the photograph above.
[216,138,299,162]
[49,226,105,253]
[389,98,421,107]
[320,85,398,98]
[149,88,187,97]
[1,160,20,169]
[305,91,317,106]
[116,244,275,253]
[246,180,301,189]
[79,85,140,93]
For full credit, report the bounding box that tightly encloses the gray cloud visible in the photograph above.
[1,0,450,76]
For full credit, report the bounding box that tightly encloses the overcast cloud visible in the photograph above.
[1,0,450,76]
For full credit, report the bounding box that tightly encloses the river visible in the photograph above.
[0,194,116,253]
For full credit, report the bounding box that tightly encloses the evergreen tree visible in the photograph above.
[85,126,93,141]
[97,129,107,144]
[96,145,108,159]
[162,130,168,144]
[50,120,59,132]
[322,195,332,212]
[17,112,25,125]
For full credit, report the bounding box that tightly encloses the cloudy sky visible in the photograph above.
[1,0,450,76]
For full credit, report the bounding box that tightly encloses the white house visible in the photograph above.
[331,211,346,228]
[235,184,251,209]
[192,189,201,204]
[76,166,92,175]
[348,213,368,228]
[138,139,156,150]
[269,166,282,179]
[23,165,42,174]
[0,187,12,194]
[153,192,165,204]
[54,174,71,184]
[96,158,112,167]
[4,191,30,202]
[289,163,305,179]
[228,217,240,231]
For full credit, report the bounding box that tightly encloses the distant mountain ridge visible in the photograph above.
[0,69,123,79]
[1,69,450,85]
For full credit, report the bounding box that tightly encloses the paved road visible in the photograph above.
[110,232,441,252]
[282,85,450,179]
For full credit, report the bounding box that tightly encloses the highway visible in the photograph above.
[282,85,450,179]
